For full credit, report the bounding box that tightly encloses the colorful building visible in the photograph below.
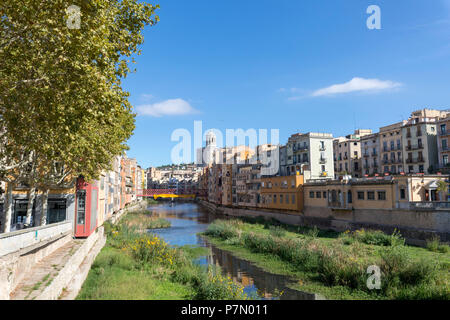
[260,175,304,211]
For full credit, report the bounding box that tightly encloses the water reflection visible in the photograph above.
[148,201,313,300]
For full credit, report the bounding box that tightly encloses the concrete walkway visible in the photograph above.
[10,239,84,300]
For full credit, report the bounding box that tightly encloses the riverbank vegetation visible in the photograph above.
[119,209,171,230]
[202,218,450,300]
[77,209,248,300]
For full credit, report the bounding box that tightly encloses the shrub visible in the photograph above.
[147,218,171,229]
[398,259,437,285]
[347,229,404,247]
[269,225,286,238]
[204,220,239,240]
[306,226,319,238]
[129,234,181,267]
[193,267,248,300]
[426,235,441,252]
[438,244,449,253]
[317,250,366,289]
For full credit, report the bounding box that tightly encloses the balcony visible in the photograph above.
[371,152,378,157]
[406,144,424,151]
[328,201,351,210]
[298,146,309,151]
[406,157,426,164]
[409,202,450,210]
[439,130,448,136]
[416,131,422,137]
[319,158,327,164]
[363,153,370,158]
[406,133,411,138]
[319,146,326,151]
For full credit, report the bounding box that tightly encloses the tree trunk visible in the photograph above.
[2,182,14,233]
[40,189,49,226]
[25,187,36,227]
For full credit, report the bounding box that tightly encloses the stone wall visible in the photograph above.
[199,200,450,246]
[39,227,105,300]
[0,232,72,300]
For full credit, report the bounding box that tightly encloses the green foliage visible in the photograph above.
[340,229,404,247]
[0,0,159,183]
[79,212,248,300]
[269,225,286,238]
[426,235,449,253]
[193,267,248,300]
[146,218,171,229]
[204,219,449,300]
[204,220,239,240]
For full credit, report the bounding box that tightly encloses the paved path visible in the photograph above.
[10,239,84,300]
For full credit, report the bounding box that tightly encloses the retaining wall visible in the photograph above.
[199,200,450,246]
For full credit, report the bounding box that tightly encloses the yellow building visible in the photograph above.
[303,174,448,212]
[260,175,304,212]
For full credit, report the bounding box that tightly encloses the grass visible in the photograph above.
[201,218,450,300]
[426,235,450,254]
[77,209,249,300]
[110,208,172,231]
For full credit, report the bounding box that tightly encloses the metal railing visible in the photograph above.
[410,202,450,210]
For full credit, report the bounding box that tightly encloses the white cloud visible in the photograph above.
[311,77,402,97]
[136,98,199,117]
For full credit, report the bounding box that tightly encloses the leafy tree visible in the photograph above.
[0,0,159,231]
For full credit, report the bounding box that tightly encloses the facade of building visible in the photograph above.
[304,174,449,211]
[360,132,380,176]
[333,129,372,179]
[379,121,406,175]
[401,109,447,174]
[284,132,335,180]
[437,114,450,172]
[260,175,304,211]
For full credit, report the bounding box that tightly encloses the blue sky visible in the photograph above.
[124,0,450,168]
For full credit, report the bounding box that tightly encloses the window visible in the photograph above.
[323,191,327,198]
[348,191,352,204]
[280,194,283,203]
[13,199,36,226]
[292,195,296,204]
[443,155,449,166]
[273,195,277,203]
[367,191,375,200]
[400,188,406,199]
[47,199,67,224]
[442,139,448,150]
[357,191,365,200]
[377,191,386,201]
[316,191,321,198]
[309,191,315,198]
[285,194,289,204]
[77,190,86,225]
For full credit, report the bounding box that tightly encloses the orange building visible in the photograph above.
[260,175,304,212]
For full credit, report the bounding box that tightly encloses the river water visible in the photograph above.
[147,201,310,300]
